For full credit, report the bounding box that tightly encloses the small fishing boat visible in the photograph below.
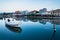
[5,18,21,27]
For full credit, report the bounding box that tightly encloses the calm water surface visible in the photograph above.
[0,18,60,40]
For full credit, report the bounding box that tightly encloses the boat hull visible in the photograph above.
[5,23,20,27]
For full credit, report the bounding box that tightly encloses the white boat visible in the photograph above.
[5,18,21,27]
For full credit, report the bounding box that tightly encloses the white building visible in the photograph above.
[21,10,29,15]
[39,8,47,14]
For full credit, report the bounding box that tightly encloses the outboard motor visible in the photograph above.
[8,19,10,22]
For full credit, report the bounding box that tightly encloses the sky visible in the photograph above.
[0,0,60,12]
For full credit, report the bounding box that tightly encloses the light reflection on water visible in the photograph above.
[0,17,60,40]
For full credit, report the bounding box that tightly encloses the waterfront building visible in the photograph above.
[51,9,60,16]
[14,11,22,15]
[21,10,29,15]
[39,8,47,14]
[13,11,23,17]
[29,10,39,15]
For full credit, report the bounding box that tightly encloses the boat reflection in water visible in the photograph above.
[4,18,22,33]
[5,25,22,33]
[5,22,22,33]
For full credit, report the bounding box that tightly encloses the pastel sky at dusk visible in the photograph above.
[0,0,60,12]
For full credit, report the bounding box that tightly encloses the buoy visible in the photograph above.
[54,29,56,32]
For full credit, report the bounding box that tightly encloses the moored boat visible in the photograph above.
[5,18,21,27]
